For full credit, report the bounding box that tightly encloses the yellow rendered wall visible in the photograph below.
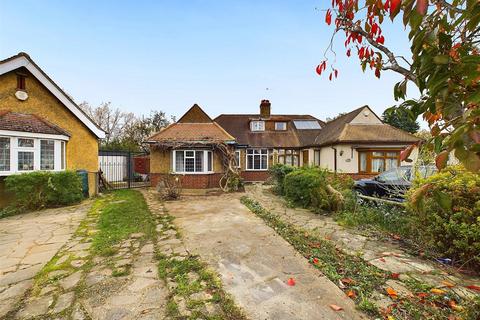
[0,70,99,196]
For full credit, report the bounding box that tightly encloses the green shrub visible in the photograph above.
[269,164,296,195]
[284,167,328,207]
[406,166,480,267]
[5,171,84,211]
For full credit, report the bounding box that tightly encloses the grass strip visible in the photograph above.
[91,189,156,256]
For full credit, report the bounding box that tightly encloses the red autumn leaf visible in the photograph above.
[329,73,333,81]
[375,68,381,78]
[316,64,323,75]
[371,23,378,35]
[359,47,365,59]
[346,290,356,299]
[287,278,296,286]
[386,287,398,298]
[334,69,338,78]
[325,9,332,25]
[376,35,385,44]
[390,0,401,18]
[346,11,354,20]
[312,257,319,264]
[346,49,351,57]
[391,273,400,279]
[466,285,480,292]
[400,144,415,161]
[417,292,429,298]
[416,0,428,15]
[329,304,343,311]
[340,277,354,285]
[435,150,449,170]
[384,0,390,11]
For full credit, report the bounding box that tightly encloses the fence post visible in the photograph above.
[127,152,132,189]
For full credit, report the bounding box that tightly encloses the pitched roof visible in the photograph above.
[0,111,71,136]
[315,106,419,146]
[0,52,105,139]
[214,114,324,148]
[148,105,235,144]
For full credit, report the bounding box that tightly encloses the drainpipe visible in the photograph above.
[331,146,337,172]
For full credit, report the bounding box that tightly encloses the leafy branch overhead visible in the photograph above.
[318,0,480,171]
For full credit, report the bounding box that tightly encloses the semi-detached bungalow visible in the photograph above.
[147,100,420,190]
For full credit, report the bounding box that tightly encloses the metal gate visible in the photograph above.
[99,150,150,189]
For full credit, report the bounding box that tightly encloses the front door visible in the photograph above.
[302,150,309,166]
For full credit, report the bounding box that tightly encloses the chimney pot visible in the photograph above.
[260,99,271,118]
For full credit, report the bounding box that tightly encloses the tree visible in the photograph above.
[326,112,348,121]
[382,106,420,133]
[317,0,480,171]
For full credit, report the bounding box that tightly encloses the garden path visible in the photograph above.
[162,192,366,320]
[0,202,89,318]
[245,184,480,307]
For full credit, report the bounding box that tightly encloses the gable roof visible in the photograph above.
[214,114,324,148]
[0,53,105,139]
[148,104,235,144]
[315,106,419,146]
[0,111,71,137]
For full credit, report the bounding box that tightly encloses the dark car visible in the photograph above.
[354,165,437,201]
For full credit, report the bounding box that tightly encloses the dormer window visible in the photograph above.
[275,122,287,130]
[17,74,26,90]
[250,120,265,132]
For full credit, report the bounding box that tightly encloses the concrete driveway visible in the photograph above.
[164,194,365,320]
[0,203,89,318]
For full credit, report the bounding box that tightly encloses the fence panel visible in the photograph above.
[99,150,150,189]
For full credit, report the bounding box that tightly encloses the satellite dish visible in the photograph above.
[15,91,28,101]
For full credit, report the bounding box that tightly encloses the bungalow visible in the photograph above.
[0,53,105,205]
[148,100,419,190]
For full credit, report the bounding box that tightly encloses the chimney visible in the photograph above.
[260,99,271,118]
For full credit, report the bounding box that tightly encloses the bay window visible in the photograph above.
[0,135,67,175]
[358,150,400,174]
[173,150,213,173]
[246,149,268,170]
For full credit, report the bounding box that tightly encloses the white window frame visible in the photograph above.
[173,150,214,174]
[0,130,69,176]
[275,122,287,131]
[246,148,268,171]
[250,121,265,132]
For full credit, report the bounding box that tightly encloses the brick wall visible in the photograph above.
[151,173,222,189]
[241,171,270,182]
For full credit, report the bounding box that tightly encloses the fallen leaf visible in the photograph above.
[417,292,429,299]
[340,277,354,285]
[346,290,356,299]
[430,288,446,295]
[386,287,398,298]
[329,304,343,311]
[465,285,480,292]
[442,280,456,288]
[387,316,395,320]
[312,257,319,264]
[309,242,321,248]
[287,278,296,286]
[392,234,401,240]
[379,258,386,262]
[391,273,400,279]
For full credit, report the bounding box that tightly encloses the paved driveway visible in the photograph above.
[164,194,365,320]
[0,203,89,318]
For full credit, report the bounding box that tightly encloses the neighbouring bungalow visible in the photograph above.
[0,52,105,205]
[148,101,420,190]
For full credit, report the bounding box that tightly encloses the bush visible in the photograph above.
[283,166,353,212]
[5,171,84,211]
[406,166,480,267]
[269,164,296,195]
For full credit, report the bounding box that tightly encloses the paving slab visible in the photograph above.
[164,194,366,320]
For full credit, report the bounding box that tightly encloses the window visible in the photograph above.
[277,149,299,166]
[0,137,10,171]
[18,151,34,171]
[40,140,55,170]
[313,149,320,166]
[246,149,268,170]
[358,150,400,174]
[250,121,265,132]
[17,74,26,90]
[234,150,241,168]
[275,122,287,130]
[293,120,321,129]
[0,136,67,176]
[174,150,213,173]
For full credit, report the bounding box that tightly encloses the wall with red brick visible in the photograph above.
[151,173,222,189]
[134,156,150,174]
[241,171,270,182]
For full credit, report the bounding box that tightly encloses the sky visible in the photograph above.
[0,0,419,122]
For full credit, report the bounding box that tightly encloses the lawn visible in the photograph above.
[91,189,156,255]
